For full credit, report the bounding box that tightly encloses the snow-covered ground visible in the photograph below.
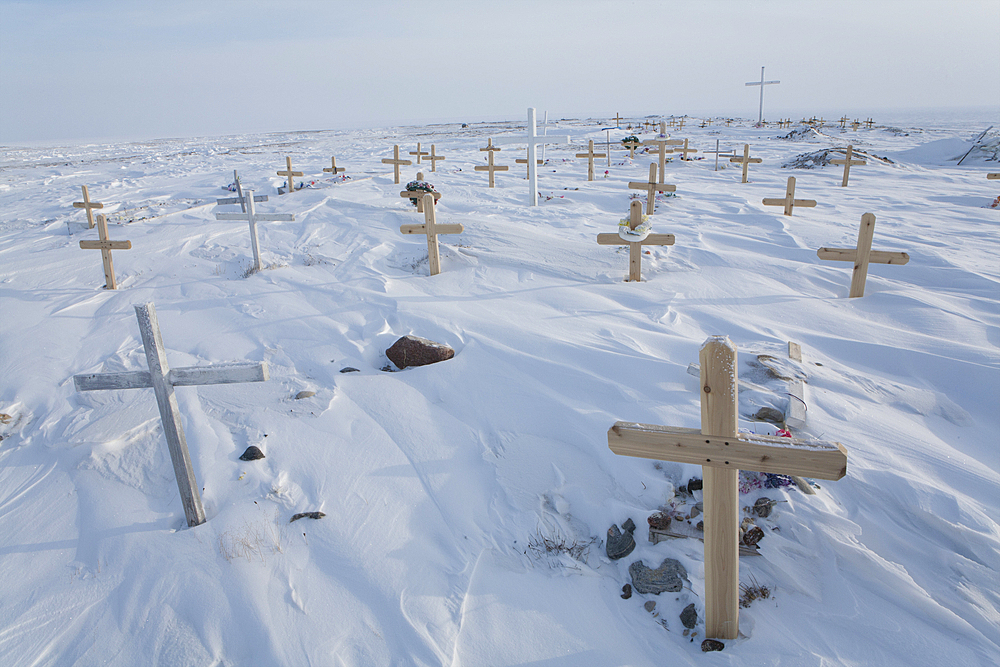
[1,111,998,666]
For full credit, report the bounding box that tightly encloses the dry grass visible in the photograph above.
[218,509,286,563]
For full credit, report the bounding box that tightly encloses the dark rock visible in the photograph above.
[606,523,636,560]
[696,521,704,531]
[743,526,765,547]
[753,497,775,518]
[339,367,360,373]
[701,639,724,652]
[644,600,656,613]
[647,511,671,531]
[687,478,703,492]
[622,517,636,534]
[678,485,687,495]
[621,584,632,599]
[289,511,326,522]
[295,390,316,400]
[385,335,455,370]
[680,603,698,629]
[629,558,688,594]
[239,446,265,461]
[754,406,785,423]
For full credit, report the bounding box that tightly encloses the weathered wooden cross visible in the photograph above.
[817,213,909,298]
[382,145,413,184]
[608,335,847,639]
[705,140,736,172]
[399,193,463,276]
[425,145,446,172]
[839,116,849,129]
[79,213,131,289]
[831,145,866,187]
[514,149,544,176]
[475,148,509,188]
[495,108,570,206]
[597,200,675,281]
[481,138,501,155]
[643,122,683,182]
[323,156,346,177]
[746,66,780,124]
[400,172,442,212]
[215,188,295,272]
[74,302,269,527]
[614,112,623,128]
[276,157,303,194]
[409,142,429,164]
[763,176,817,216]
[576,139,607,181]
[628,163,677,215]
[729,144,762,183]
[675,138,698,161]
[622,137,641,158]
[864,118,875,129]
[73,185,103,229]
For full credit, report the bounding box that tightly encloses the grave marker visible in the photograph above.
[575,139,607,181]
[495,108,570,206]
[839,116,849,129]
[831,145,866,187]
[73,185,104,229]
[746,66,780,124]
[382,145,412,184]
[614,112,623,128]
[409,142,429,164]
[628,163,677,215]
[276,157,303,194]
[74,303,269,527]
[705,140,736,172]
[864,118,875,129]
[215,189,295,272]
[514,153,544,176]
[480,138,501,154]
[323,156,346,177]
[643,122,683,182]
[622,137,641,158]
[608,336,846,638]
[817,213,909,297]
[597,200,675,281]
[762,176,816,216]
[79,213,131,289]
[399,193,463,276]
[675,138,698,161]
[400,172,442,212]
[729,144,762,183]
[474,148,508,187]
[425,145,445,172]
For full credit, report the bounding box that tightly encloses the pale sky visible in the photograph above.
[1,0,997,144]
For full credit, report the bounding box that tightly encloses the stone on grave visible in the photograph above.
[701,639,725,652]
[240,446,266,461]
[340,367,360,373]
[629,557,688,594]
[621,584,633,599]
[681,603,699,629]
[606,519,637,560]
[385,335,455,369]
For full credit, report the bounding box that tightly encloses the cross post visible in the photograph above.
[409,142,429,164]
[276,157,304,194]
[399,193,464,276]
[614,112,623,128]
[425,145,445,172]
[382,145,412,184]
[73,303,269,527]
[73,185,104,229]
[79,213,131,289]
[831,145,866,187]
[215,188,295,272]
[745,66,780,124]
[608,335,847,638]
[817,213,909,297]
[323,156,346,177]
[628,163,677,215]
[474,148,509,188]
[763,176,817,216]
[729,144,762,183]
[495,108,570,206]
[596,199,675,281]
[575,139,607,181]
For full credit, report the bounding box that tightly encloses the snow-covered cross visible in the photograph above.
[73,303,269,527]
[746,66,780,125]
[425,145,445,172]
[399,193,463,276]
[276,157,303,194]
[575,139,607,181]
[73,185,103,229]
[382,145,412,184]
[817,213,909,298]
[496,108,570,206]
[642,122,683,182]
[628,163,676,215]
[729,144,762,183]
[474,148,508,188]
[323,156,346,177]
[597,200,675,282]
[831,145,866,187]
[763,176,816,216]
[608,335,847,639]
[215,188,294,272]
[79,213,131,290]
[409,142,429,164]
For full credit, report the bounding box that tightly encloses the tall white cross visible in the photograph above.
[497,108,570,206]
[74,303,269,527]
[215,189,295,272]
[745,67,780,125]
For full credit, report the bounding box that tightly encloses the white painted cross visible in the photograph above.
[79,213,131,289]
[608,336,847,639]
[763,176,817,216]
[382,145,413,184]
[576,139,607,181]
[215,188,295,272]
[409,142,429,164]
[73,185,104,229]
[474,148,509,188]
[642,122,683,183]
[425,145,446,172]
[276,157,303,194]
[831,145,866,187]
[729,144,762,183]
[597,200,675,282]
[746,66,780,125]
[705,140,736,172]
[817,213,909,297]
[74,302,269,527]
[399,193,464,276]
[323,156,346,177]
[628,163,677,215]
[496,108,570,206]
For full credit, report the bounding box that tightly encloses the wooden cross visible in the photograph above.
[643,122,683,182]
[986,172,999,180]
[575,139,607,181]
[74,302,269,527]
[729,144,762,183]
[746,66,780,124]
[831,145,866,187]
[675,138,698,161]
[839,116,849,128]
[608,335,847,639]
[475,148,509,187]
[215,188,295,272]
[409,142,429,164]
[400,172,442,212]
[622,138,640,158]
[614,112,623,128]
[763,176,817,216]
[73,185,103,229]
[323,156,346,177]
[425,144,445,172]
[597,200,675,281]
[705,140,736,172]
[480,137,501,154]
[851,120,861,131]
[79,213,131,289]
[864,118,875,129]
[399,193,463,276]
[276,157,303,194]
[817,213,909,298]
[514,153,544,176]
[628,163,677,215]
[495,108,570,206]
[382,145,412,184]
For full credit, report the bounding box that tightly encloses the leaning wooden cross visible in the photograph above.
[643,122,683,182]
[79,213,131,289]
[628,163,677,215]
[831,145,866,187]
[817,212,909,297]
[475,148,508,188]
[495,108,570,206]
[425,145,445,172]
[763,176,817,216]
[74,302,269,527]
[597,199,675,281]
[73,185,103,229]
[382,145,413,184]
[323,156,346,177]
[608,335,847,639]
[215,188,295,272]
[729,144,762,183]
[576,139,607,181]
[400,172,442,213]
[276,157,304,194]
[409,142,429,164]
[399,193,463,276]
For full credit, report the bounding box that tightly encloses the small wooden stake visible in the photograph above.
[409,142,429,164]
[575,139,607,181]
[382,145,412,184]
[79,213,131,289]
[831,145,866,187]
[763,176,817,216]
[73,185,104,229]
[425,145,445,172]
[729,144,762,183]
[276,157,304,194]
[596,200,675,281]
[628,163,677,215]
[399,194,464,276]
[675,138,698,161]
[323,156,346,176]
[474,149,509,188]
[817,213,909,298]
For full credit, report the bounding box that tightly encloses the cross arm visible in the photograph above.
[762,198,817,207]
[746,80,780,86]
[576,151,608,158]
[400,191,442,199]
[628,182,676,192]
[277,170,304,177]
[988,173,1000,180]
[74,362,269,392]
[400,223,464,235]
[596,233,675,246]
[730,156,762,164]
[607,422,847,480]
[474,165,510,171]
[217,195,267,205]
[74,201,104,209]
[79,240,131,250]
[817,248,910,264]
[382,157,413,165]
[215,213,295,221]
[831,158,866,166]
